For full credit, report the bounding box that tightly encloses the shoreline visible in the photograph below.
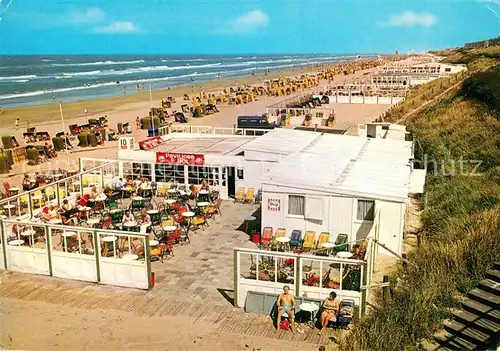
[0,65,325,126]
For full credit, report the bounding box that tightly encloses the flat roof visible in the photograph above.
[152,137,254,156]
[242,128,321,155]
[261,132,414,202]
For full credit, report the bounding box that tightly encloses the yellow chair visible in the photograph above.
[275,228,286,238]
[191,216,206,231]
[244,188,255,203]
[161,218,174,227]
[317,232,330,248]
[45,186,55,200]
[302,231,316,251]
[157,183,168,197]
[58,189,66,200]
[235,187,245,203]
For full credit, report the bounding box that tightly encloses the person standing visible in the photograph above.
[15,118,19,130]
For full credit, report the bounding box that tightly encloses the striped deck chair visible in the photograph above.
[259,227,273,249]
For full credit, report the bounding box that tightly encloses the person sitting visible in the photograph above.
[42,204,61,222]
[139,208,151,224]
[318,291,340,335]
[114,178,125,190]
[89,185,99,199]
[75,194,87,208]
[122,210,135,224]
[201,179,209,191]
[22,173,33,191]
[277,285,295,333]
[61,198,72,212]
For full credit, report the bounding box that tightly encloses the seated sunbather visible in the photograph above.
[277,285,295,333]
[318,291,339,335]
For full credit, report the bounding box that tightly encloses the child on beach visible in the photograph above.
[15,118,19,130]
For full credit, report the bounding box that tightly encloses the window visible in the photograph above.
[237,168,244,180]
[445,68,451,72]
[357,200,375,221]
[288,195,305,216]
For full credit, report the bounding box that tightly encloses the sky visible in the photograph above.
[0,0,499,55]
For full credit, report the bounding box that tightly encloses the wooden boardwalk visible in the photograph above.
[0,272,340,346]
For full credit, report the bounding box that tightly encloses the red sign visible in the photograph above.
[139,136,163,150]
[268,198,280,212]
[156,152,205,166]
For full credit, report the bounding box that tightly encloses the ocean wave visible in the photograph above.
[62,70,102,77]
[41,59,53,62]
[52,59,145,67]
[163,58,208,62]
[0,75,38,81]
[0,81,119,100]
[12,79,30,83]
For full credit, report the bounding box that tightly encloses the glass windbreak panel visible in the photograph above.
[258,254,276,282]
[55,228,94,255]
[302,260,321,287]
[342,263,362,292]
[7,223,47,249]
[324,262,341,289]
[276,256,295,284]
[173,165,185,184]
[240,253,257,280]
[99,233,146,261]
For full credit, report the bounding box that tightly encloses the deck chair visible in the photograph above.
[289,230,302,249]
[332,233,349,254]
[315,232,331,255]
[272,227,288,250]
[235,187,245,203]
[259,227,273,249]
[244,188,255,204]
[301,231,316,251]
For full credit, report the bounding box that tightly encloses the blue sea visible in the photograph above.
[0,54,361,108]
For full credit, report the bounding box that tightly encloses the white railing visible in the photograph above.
[160,125,271,137]
[0,219,151,290]
[0,160,120,220]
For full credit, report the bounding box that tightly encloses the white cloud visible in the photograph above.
[70,7,105,24]
[94,21,139,34]
[379,11,437,27]
[218,9,269,34]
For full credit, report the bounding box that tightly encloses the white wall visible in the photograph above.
[262,185,406,254]
[243,160,277,190]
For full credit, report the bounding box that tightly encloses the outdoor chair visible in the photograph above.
[190,215,207,231]
[244,188,255,203]
[332,233,349,255]
[301,231,316,252]
[315,232,331,255]
[289,230,302,249]
[45,187,55,200]
[235,187,245,203]
[259,227,273,249]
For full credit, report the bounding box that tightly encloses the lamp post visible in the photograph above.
[149,84,154,136]
[58,103,69,160]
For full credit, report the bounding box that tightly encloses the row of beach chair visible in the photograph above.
[259,227,349,253]
[235,187,258,204]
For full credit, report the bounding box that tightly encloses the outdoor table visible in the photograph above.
[276,236,291,251]
[3,204,15,218]
[21,229,36,246]
[61,231,77,252]
[244,216,256,234]
[8,187,19,196]
[49,218,62,225]
[299,302,319,329]
[8,239,25,246]
[196,202,210,213]
[95,193,107,202]
[182,211,195,218]
[321,242,336,255]
[165,199,176,205]
[337,251,353,259]
[162,225,177,232]
[87,218,100,227]
[122,254,138,261]
[123,222,138,232]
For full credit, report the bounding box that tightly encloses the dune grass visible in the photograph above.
[337,49,500,351]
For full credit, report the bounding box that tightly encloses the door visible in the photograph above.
[228,167,236,198]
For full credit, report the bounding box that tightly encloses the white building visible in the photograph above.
[255,130,424,256]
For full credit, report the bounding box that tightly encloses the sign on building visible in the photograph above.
[268,198,281,212]
[156,152,205,166]
[119,137,135,151]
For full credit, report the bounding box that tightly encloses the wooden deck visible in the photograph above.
[0,272,341,346]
